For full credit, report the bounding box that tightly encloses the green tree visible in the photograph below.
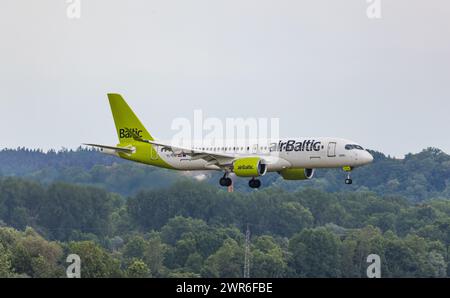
[384,234,446,277]
[251,236,287,278]
[289,227,341,277]
[340,226,386,277]
[274,202,313,237]
[161,216,208,246]
[145,236,167,276]
[67,241,123,278]
[202,239,244,278]
[10,227,64,278]
[123,235,147,260]
[126,259,151,278]
[39,183,114,241]
[185,253,203,273]
[0,243,13,278]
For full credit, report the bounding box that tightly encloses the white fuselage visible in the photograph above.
[154,137,373,172]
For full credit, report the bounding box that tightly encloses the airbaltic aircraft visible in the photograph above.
[85,94,373,188]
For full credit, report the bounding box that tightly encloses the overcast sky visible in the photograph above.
[1,0,449,157]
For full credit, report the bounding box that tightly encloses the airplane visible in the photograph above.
[85,94,374,189]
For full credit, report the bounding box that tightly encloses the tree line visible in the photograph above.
[1,147,449,200]
[0,177,449,278]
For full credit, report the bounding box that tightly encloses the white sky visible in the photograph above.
[1,0,449,157]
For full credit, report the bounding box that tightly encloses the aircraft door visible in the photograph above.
[251,144,258,154]
[327,142,336,157]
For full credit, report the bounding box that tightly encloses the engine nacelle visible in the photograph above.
[233,157,267,177]
[279,168,314,180]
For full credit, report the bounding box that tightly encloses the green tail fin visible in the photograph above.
[107,93,154,144]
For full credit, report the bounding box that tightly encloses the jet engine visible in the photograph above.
[233,157,267,177]
[279,168,314,180]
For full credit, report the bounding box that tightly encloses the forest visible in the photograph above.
[0,147,449,278]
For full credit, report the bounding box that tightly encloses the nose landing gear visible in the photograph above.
[249,178,261,189]
[343,166,353,185]
[345,175,353,185]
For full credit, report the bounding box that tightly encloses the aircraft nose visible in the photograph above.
[364,151,374,164]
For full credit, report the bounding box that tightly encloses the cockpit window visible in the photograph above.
[345,144,364,150]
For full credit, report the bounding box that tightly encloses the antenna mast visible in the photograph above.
[244,223,251,278]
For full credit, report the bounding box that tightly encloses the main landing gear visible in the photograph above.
[343,166,353,185]
[249,178,261,189]
[219,173,261,189]
[219,173,232,187]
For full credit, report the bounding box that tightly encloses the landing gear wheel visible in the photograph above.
[249,178,261,189]
[345,172,353,185]
[219,174,232,187]
[219,177,227,187]
[343,167,353,185]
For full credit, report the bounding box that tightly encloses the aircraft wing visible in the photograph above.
[132,136,235,166]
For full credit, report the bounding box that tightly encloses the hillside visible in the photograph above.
[0,147,449,277]
[0,178,449,278]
